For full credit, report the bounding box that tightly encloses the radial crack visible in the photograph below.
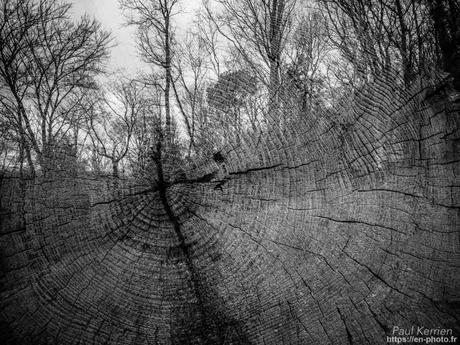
[153,139,215,343]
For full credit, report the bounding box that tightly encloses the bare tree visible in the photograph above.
[0,0,56,175]
[128,78,162,174]
[120,0,179,143]
[0,0,111,175]
[203,0,298,122]
[283,9,330,117]
[194,10,223,77]
[320,0,440,86]
[88,78,143,178]
[172,30,211,156]
[207,69,258,147]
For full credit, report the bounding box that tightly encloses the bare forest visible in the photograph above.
[1,0,459,344]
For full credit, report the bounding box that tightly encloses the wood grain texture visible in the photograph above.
[1,71,459,344]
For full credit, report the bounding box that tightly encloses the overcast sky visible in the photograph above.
[70,0,202,75]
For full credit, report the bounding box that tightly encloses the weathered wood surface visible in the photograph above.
[1,74,459,344]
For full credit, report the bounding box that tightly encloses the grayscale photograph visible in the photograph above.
[0,0,459,344]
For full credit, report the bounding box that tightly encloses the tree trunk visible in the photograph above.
[16,107,35,176]
[112,159,119,178]
[164,12,172,143]
[428,0,460,90]
[17,129,35,177]
[24,143,34,176]
[267,0,284,126]
[268,58,280,120]
[395,0,411,86]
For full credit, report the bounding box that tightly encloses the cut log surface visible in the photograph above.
[1,72,459,344]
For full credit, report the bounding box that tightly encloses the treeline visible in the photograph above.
[0,0,458,178]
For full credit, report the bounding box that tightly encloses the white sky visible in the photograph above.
[70,0,202,75]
